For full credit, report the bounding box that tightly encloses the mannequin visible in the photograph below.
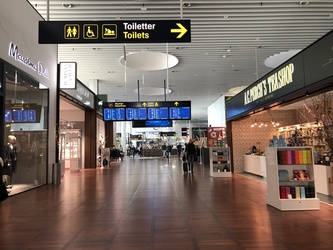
[4,135,18,186]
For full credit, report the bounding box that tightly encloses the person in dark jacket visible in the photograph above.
[185,139,196,173]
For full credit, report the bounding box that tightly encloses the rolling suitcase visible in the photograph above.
[183,161,188,173]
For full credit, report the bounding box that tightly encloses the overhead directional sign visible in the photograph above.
[39,20,191,44]
[103,101,191,121]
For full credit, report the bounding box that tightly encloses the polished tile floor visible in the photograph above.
[1,157,333,249]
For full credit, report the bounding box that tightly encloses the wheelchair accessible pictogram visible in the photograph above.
[102,24,117,39]
[83,24,98,39]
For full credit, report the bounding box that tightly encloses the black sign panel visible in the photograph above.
[39,20,191,44]
[304,31,333,86]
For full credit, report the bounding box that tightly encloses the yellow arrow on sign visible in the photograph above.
[171,23,187,38]
[174,102,179,106]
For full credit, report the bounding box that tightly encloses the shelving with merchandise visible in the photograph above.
[277,122,326,156]
[209,147,232,177]
[265,146,319,211]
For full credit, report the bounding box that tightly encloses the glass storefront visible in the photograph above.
[2,63,49,195]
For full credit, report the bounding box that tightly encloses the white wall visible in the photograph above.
[0,0,58,183]
[207,95,226,127]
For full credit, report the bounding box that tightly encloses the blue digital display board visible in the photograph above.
[147,107,169,119]
[102,101,191,121]
[126,107,147,120]
[5,104,42,123]
[132,120,172,128]
[169,107,191,120]
[146,120,172,127]
[12,110,37,122]
[5,110,12,123]
[104,108,125,121]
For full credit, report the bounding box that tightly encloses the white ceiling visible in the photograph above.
[28,0,333,123]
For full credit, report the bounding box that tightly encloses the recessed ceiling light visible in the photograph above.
[223,15,229,19]
[183,3,191,7]
[299,1,309,5]
[140,4,147,11]
[62,3,73,8]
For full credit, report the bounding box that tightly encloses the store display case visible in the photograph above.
[209,147,231,177]
[265,146,319,211]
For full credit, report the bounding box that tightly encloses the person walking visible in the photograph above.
[161,144,167,158]
[185,139,196,173]
[177,143,182,159]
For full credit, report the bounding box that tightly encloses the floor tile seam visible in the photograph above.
[150,172,158,249]
[166,165,205,250]
[106,165,153,245]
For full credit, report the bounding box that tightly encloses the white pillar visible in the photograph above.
[88,79,99,95]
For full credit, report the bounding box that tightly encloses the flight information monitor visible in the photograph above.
[103,107,125,121]
[169,106,191,120]
[12,110,37,122]
[5,104,42,123]
[5,110,12,123]
[126,107,147,120]
[147,107,169,120]
[102,101,191,121]
[146,120,172,127]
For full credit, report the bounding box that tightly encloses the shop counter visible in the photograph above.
[142,149,163,157]
[244,154,266,177]
[314,164,332,195]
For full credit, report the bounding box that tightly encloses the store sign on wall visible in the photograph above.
[244,63,295,105]
[59,62,77,89]
[8,42,50,80]
[62,81,94,109]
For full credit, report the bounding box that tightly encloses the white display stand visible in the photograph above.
[210,147,232,177]
[265,147,319,211]
[244,154,266,177]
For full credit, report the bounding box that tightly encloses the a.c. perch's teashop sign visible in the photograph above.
[225,54,305,120]
[244,63,295,105]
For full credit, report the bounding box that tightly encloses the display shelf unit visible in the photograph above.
[265,146,319,211]
[209,147,232,177]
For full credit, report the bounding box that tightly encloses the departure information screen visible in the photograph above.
[5,104,42,123]
[169,107,191,120]
[126,107,147,120]
[103,108,125,121]
[103,101,191,121]
[147,107,169,120]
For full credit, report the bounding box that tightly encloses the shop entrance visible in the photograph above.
[59,97,85,171]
